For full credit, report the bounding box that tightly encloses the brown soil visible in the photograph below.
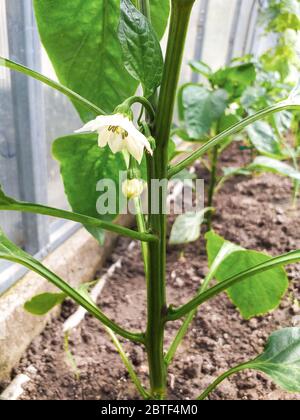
[6,143,300,400]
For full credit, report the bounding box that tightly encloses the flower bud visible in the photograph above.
[122,179,145,199]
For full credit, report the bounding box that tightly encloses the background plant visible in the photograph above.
[173,0,300,236]
[0,0,300,400]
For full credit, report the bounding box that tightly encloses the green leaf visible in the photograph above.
[240,86,267,112]
[33,0,169,121]
[206,231,289,319]
[218,113,240,133]
[246,121,283,158]
[168,138,177,162]
[274,110,293,135]
[170,209,211,245]
[261,0,300,32]
[222,166,252,177]
[118,0,163,97]
[52,134,127,242]
[211,63,256,100]
[197,327,300,399]
[179,84,228,139]
[248,156,300,181]
[24,292,66,315]
[189,60,212,78]
[248,327,300,393]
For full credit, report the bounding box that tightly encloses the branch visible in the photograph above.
[167,249,300,321]
[0,189,158,243]
[168,100,300,178]
[0,56,105,117]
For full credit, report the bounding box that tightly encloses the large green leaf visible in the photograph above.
[33,0,169,121]
[248,156,300,181]
[118,0,163,97]
[206,231,289,319]
[211,63,256,100]
[179,84,228,139]
[246,120,283,158]
[52,134,127,242]
[248,327,300,392]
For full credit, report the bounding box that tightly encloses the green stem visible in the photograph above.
[0,254,144,343]
[136,0,151,19]
[197,363,250,400]
[207,146,219,230]
[145,0,196,399]
[168,101,300,178]
[0,56,105,116]
[106,327,150,399]
[155,0,195,148]
[121,96,155,122]
[167,249,300,321]
[0,201,157,243]
[134,197,149,277]
[272,115,299,206]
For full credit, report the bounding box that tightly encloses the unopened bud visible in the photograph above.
[122,179,145,199]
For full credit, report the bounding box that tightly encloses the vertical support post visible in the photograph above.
[5,0,48,254]
[192,0,209,83]
[226,0,243,65]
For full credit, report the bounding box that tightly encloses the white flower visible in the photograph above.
[122,179,145,199]
[75,113,152,164]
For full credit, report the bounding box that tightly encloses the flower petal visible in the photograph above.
[98,128,110,148]
[75,119,100,133]
[125,123,153,155]
[125,135,144,164]
[75,114,120,134]
[108,134,124,154]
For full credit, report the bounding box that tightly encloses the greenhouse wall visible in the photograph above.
[0,0,271,294]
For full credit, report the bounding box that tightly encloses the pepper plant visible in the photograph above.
[1,0,300,400]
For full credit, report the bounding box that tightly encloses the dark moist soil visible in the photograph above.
[8,143,300,400]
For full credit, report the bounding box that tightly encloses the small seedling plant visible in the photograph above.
[1,0,300,400]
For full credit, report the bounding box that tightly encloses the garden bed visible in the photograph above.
[3,142,300,400]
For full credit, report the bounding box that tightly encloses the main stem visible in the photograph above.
[145,0,195,399]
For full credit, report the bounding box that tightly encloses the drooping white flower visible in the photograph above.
[122,179,145,200]
[75,113,152,164]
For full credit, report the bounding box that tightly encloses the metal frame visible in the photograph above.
[0,0,80,295]
[192,0,209,83]
[226,0,243,64]
[5,0,48,254]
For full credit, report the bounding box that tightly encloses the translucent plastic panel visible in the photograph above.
[0,2,24,247]
[41,50,82,211]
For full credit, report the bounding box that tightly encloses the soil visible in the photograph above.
[4,143,300,400]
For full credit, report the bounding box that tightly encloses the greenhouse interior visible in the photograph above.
[0,0,300,403]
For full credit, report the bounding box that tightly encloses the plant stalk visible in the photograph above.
[145,0,195,399]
